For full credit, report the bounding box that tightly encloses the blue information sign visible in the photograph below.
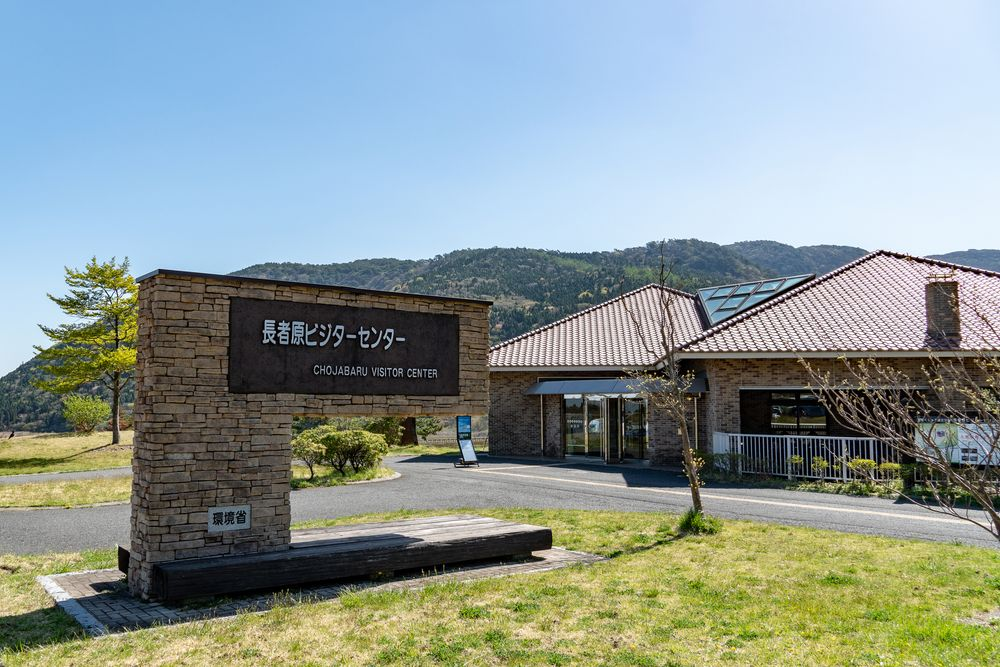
[455,415,477,467]
[456,415,473,441]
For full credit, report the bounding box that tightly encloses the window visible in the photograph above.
[769,391,827,435]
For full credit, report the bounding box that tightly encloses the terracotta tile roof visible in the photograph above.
[489,285,704,369]
[680,250,1000,356]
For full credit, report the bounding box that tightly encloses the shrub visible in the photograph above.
[296,427,389,474]
[847,458,877,477]
[811,456,830,476]
[677,508,721,535]
[322,429,354,474]
[878,462,902,479]
[346,430,389,471]
[701,451,742,479]
[326,416,403,448]
[291,430,327,480]
[62,395,111,433]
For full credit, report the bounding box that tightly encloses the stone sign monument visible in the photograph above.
[128,270,490,599]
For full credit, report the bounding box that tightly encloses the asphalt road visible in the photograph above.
[1,455,996,555]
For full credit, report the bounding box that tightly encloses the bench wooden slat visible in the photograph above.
[149,515,552,601]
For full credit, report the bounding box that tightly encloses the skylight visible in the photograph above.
[697,274,813,326]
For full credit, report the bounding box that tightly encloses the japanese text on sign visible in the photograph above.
[261,321,407,350]
[228,297,460,395]
[207,504,252,533]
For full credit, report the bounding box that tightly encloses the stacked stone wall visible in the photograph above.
[129,273,489,599]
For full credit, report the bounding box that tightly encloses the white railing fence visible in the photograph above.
[712,432,901,482]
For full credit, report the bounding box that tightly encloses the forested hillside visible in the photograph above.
[236,240,770,343]
[726,241,867,276]
[5,238,999,432]
[0,355,134,432]
[927,249,1000,273]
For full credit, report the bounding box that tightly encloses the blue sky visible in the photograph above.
[2,1,999,374]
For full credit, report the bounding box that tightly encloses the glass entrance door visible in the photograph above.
[585,396,603,456]
[564,393,648,460]
[622,397,647,459]
[563,395,586,455]
[603,396,622,462]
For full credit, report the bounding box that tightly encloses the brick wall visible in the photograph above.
[487,372,543,456]
[699,357,987,440]
[129,272,489,599]
[487,370,690,463]
[488,371,625,457]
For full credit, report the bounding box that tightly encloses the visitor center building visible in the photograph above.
[487,251,1000,465]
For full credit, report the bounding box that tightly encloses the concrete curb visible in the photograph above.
[345,471,401,485]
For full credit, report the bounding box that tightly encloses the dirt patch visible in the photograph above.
[963,608,1000,628]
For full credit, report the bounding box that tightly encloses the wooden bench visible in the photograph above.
[136,515,552,601]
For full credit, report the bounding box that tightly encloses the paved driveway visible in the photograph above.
[1,455,996,555]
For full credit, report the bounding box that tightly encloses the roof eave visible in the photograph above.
[676,349,1000,360]
[489,365,648,373]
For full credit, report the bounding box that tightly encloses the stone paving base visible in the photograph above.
[37,548,603,636]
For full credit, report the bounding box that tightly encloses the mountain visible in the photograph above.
[0,354,135,432]
[726,241,868,276]
[926,249,1000,273]
[6,239,999,432]
[235,240,769,343]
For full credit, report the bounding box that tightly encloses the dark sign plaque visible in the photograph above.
[228,297,460,395]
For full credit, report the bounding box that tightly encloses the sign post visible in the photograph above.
[455,415,479,467]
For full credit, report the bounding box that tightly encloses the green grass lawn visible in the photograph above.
[0,464,395,508]
[0,477,131,508]
[0,432,133,476]
[388,444,461,457]
[291,464,396,489]
[2,509,999,666]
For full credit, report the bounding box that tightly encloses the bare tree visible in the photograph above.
[800,277,1000,542]
[623,242,704,514]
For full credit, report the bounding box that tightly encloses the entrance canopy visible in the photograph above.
[524,373,707,396]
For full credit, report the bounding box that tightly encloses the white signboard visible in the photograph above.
[459,439,478,465]
[207,504,252,532]
[919,421,1000,466]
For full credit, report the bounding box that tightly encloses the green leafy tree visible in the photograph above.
[62,394,112,433]
[416,416,445,441]
[33,257,138,444]
[361,416,403,448]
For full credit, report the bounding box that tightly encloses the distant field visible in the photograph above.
[0,465,398,508]
[2,509,999,665]
[0,428,480,478]
[0,432,133,477]
[0,477,131,508]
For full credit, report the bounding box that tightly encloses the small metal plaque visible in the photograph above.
[207,505,252,532]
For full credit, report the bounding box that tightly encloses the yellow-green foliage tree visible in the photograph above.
[62,394,112,433]
[33,257,138,444]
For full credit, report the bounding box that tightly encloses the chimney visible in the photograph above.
[925,275,961,342]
